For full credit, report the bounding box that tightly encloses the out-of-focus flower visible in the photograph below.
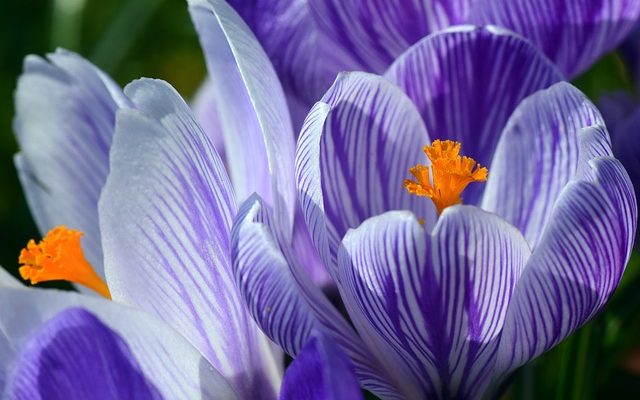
[599,28,640,243]
[222,0,640,122]
[4,0,349,398]
[231,26,637,399]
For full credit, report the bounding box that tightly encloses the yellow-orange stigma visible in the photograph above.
[19,226,111,299]
[404,140,488,215]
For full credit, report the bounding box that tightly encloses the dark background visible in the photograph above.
[1,1,640,398]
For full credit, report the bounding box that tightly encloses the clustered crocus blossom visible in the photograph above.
[230,26,637,399]
[1,0,638,400]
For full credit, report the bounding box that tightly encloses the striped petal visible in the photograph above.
[295,72,434,278]
[231,195,401,399]
[227,0,352,109]
[338,207,531,398]
[385,26,562,204]
[495,157,636,378]
[279,332,363,400]
[188,0,296,234]
[469,0,640,79]
[309,0,472,73]
[13,49,129,279]
[482,82,605,248]
[99,79,280,399]
[0,288,237,399]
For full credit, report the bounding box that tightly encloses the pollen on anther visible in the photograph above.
[404,140,488,215]
[18,226,111,299]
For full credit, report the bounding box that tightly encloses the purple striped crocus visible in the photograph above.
[230,25,638,399]
[219,0,640,127]
[3,0,357,398]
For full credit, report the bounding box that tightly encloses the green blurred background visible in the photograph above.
[1,0,639,398]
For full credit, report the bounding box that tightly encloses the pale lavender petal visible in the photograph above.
[338,207,531,398]
[189,0,296,234]
[309,0,472,73]
[496,157,636,378]
[296,72,435,278]
[0,288,237,399]
[482,82,605,248]
[385,26,562,204]
[13,49,129,278]
[0,267,20,289]
[231,195,402,399]
[279,333,363,400]
[99,79,280,399]
[469,0,640,78]
[192,78,226,164]
[291,206,333,289]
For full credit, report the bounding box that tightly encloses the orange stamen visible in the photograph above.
[19,226,111,299]
[404,140,488,215]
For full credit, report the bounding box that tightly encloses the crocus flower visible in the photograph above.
[230,26,637,399]
[5,0,346,398]
[0,283,360,399]
[222,0,640,123]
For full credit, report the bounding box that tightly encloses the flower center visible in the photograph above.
[404,140,488,215]
[19,226,111,299]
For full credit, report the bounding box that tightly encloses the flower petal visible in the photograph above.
[338,207,531,398]
[0,288,237,399]
[481,82,605,248]
[99,79,280,399]
[227,0,352,109]
[309,0,471,73]
[296,72,434,278]
[6,308,163,399]
[279,332,363,400]
[468,0,640,78]
[385,26,562,204]
[231,195,401,399]
[0,267,21,289]
[607,107,640,243]
[496,157,636,378]
[188,0,296,234]
[192,78,226,164]
[13,49,128,278]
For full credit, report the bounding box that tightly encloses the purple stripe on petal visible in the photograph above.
[279,332,363,400]
[231,195,402,399]
[385,26,562,204]
[338,207,530,398]
[0,288,238,399]
[189,0,296,235]
[495,157,636,378]
[469,0,640,79]
[99,79,279,399]
[482,82,604,248]
[5,308,162,400]
[296,72,434,279]
[13,49,129,279]
[309,0,472,73]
